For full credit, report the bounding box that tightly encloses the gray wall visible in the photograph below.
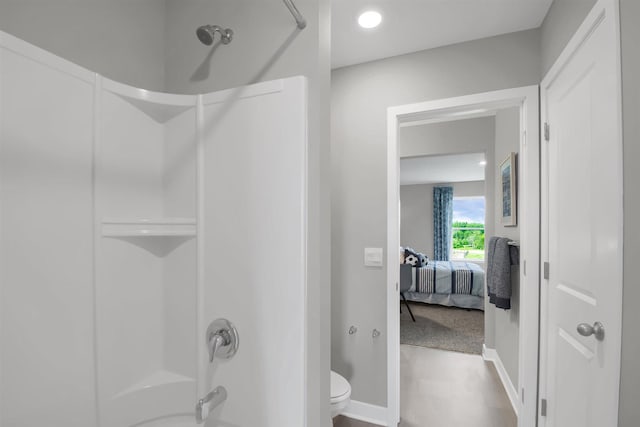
[0,0,166,91]
[331,29,541,406]
[400,181,485,256]
[619,0,640,425]
[540,0,597,75]
[163,2,331,425]
[399,116,495,158]
[490,107,521,388]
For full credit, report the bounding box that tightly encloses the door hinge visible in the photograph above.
[544,122,550,141]
[544,262,550,280]
[541,398,547,416]
[396,282,398,291]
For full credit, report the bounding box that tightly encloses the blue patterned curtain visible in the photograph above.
[433,186,454,260]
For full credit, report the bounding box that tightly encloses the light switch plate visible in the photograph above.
[364,247,383,267]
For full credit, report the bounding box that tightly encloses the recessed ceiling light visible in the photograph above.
[479,161,487,166]
[358,11,382,29]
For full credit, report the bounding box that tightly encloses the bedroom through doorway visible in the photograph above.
[399,151,487,355]
[386,87,540,427]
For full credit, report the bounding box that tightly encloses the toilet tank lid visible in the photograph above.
[330,371,351,399]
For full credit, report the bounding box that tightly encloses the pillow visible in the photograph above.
[403,247,429,267]
[403,247,423,267]
[417,252,429,266]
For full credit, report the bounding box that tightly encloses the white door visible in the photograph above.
[540,1,623,426]
[199,77,308,426]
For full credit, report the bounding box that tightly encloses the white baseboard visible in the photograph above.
[482,344,519,416]
[341,400,388,426]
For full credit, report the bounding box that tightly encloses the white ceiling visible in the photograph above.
[400,152,485,185]
[331,0,553,69]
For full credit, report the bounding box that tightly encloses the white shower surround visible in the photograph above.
[0,31,309,427]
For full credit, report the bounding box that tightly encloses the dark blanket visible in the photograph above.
[487,236,519,309]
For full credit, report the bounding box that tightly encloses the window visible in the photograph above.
[451,197,485,260]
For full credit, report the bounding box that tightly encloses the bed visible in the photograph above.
[400,261,485,311]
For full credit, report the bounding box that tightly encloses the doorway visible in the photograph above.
[386,87,540,427]
[399,151,487,355]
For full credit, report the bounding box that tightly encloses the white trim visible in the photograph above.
[387,86,540,427]
[386,102,401,427]
[102,77,197,106]
[342,400,388,426]
[196,95,206,400]
[200,78,284,105]
[483,344,520,416]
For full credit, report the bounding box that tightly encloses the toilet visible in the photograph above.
[330,370,351,425]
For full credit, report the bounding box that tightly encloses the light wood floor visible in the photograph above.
[334,345,516,427]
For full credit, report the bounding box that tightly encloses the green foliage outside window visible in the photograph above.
[452,222,485,250]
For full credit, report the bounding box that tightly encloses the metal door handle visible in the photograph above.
[577,321,605,341]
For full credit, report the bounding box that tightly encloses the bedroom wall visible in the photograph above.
[331,28,541,407]
[398,116,494,259]
[399,116,495,158]
[400,181,485,257]
[488,106,521,389]
[0,0,166,91]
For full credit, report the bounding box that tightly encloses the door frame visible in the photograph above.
[539,0,624,425]
[386,86,540,427]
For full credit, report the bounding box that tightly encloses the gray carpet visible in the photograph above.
[400,302,484,354]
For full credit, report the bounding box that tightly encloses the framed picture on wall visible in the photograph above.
[500,152,517,226]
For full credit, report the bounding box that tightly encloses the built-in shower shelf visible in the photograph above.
[102,218,196,237]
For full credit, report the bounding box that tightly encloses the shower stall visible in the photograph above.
[0,29,308,427]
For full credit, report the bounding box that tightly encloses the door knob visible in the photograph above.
[577,321,605,341]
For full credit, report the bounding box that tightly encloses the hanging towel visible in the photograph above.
[487,236,519,309]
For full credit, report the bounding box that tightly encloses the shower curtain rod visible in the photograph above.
[283,0,307,29]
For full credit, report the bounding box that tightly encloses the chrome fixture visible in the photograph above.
[195,386,227,424]
[207,318,239,362]
[372,329,381,338]
[196,25,233,46]
[283,0,306,29]
[348,326,357,335]
[577,321,605,341]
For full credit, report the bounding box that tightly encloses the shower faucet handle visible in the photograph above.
[206,318,239,362]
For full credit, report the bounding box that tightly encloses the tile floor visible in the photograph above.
[334,344,516,427]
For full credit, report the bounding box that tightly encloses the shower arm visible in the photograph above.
[207,25,233,44]
[283,0,306,30]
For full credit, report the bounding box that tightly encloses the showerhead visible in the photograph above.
[197,25,233,46]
